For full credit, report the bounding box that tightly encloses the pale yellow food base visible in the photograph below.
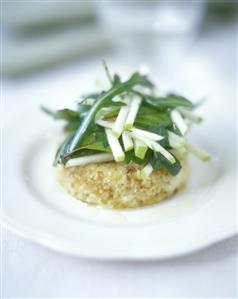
[57,156,188,209]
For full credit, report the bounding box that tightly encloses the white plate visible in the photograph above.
[3,105,237,260]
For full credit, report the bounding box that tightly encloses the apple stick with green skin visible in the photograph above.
[124,96,142,130]
[177,107,202,124]
[66,153,114,167]
[122,132,134,152]
[170,110,188,135]
[134,139,148,159]
[140,163,153,180]
[112,105,129,137]
[185,142,211,161]
[168,131,185,149]
[105,129,125,162]
[145,139,176,164]
[130,127,164,142]
[129,131,176,164]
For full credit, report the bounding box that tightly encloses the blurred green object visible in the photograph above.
[3,26,111,77]
[205,1,238,22]
[3,2,96,34]
[2,2,111,77]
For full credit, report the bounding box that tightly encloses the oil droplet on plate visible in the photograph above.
[111,214,127,223]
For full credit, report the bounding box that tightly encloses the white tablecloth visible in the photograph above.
[2,24,237,298]
[2,230,237,298]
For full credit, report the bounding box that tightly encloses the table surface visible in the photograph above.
[2,24,237,298]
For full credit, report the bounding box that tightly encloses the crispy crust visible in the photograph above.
[57,156,188,209]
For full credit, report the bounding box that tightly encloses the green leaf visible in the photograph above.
[102,59,113,85]
[124,150,149,165]
[113,74,121,86]
[61,128,111,163]
[66,73,154,154]
[148,151,161,170]
[142,94,193,109]
[53,133,74,165]
[77,104,91,113]
[130,72,154,88]
[133,104,172,129]
[93,126,109,147]
[149,125,170,148]
[79,91,105,102]
[135,114,171,129]
[168,93,194,107]
[64,121,81,133]
[153,152,181,176]
[110,101,126,107]
[71,142,110,155]
[167,123,182,136]
[41,106,80,121]
[84,142,111,152]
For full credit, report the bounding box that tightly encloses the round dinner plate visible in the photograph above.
[3,96,237,260]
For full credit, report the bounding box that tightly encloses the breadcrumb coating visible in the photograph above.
[57,156,188,209]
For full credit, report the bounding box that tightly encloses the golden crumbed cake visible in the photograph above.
[57,156,188,209]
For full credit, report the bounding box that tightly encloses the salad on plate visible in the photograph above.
[42,62,211,209]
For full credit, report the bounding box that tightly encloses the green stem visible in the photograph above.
[67,77,141,153]
[102,59,113,85]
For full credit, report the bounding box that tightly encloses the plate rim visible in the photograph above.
[3,215,237,261]
[3,110,237,261]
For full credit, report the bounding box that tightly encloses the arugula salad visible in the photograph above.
[42,62,211,179]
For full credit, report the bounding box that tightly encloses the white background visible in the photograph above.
[2,23,237,298]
